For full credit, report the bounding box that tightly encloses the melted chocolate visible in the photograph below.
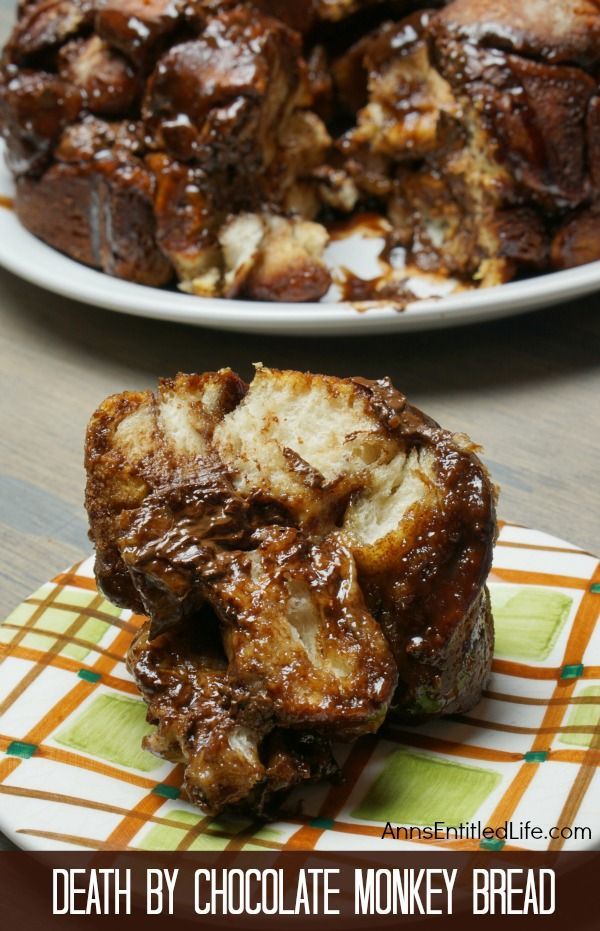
[339,270,383,301]
[86,367,496,816]
[128,615,339,817]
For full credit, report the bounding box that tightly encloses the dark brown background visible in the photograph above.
[1,852,599,930]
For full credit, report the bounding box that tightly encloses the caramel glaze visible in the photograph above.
[128,615,339,816]
[339,271,383,302]
[430,9,599,211]
[338,270,417,308]
[327,211,389,239]
[119,472,398,736]
[0,195,13,210]
[327,214,413,307]
[106,372,495,724]
[350,377,497,717]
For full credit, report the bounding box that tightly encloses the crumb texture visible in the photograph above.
[86,367,496,815]
[2,0,599,301]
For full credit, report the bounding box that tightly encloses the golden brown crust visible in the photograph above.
[434,0,600,68]
[2,0,599,294]
[86,367,496,815]
[337,1,600,284]
[128,616,339,816]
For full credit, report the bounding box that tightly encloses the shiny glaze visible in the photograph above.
[349,376,497,716]
[144,7,301,173]
[4,0,94,64]
[327,210,389,239]
[87,369,496,733]
[431,7,599,210]
[120,482,398,734]
[95,0,181,69]
[2,0,594,299]
[128,616,338,816]
[0,66,83,175]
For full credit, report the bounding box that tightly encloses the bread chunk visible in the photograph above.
[336,1,600,282]
[0,68,82,174]
[128,615,339,816]
[16,145,173,285]
[86,367,496,813]
[94,0,181,68]
[4,0,94,65]
[85,369,248,612]
[57,36,141,116]
[144,8,302,170]
[2,0,600,294]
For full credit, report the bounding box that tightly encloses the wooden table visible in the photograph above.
[0,1,599,854]
[2,272,599,631]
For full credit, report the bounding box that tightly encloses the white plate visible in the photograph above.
[0,522,598,852]
[1,142,600,335]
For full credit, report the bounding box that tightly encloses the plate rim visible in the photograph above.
[1,521,598,853]
[1,144,600,335]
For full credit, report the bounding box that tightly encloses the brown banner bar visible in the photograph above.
[1,851,598,931]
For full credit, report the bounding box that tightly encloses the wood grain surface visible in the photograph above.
[1,266,598,626]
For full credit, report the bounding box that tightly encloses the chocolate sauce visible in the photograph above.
[327,211,389,240]
[339,270,383,301]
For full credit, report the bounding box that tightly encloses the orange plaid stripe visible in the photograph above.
[0,526,597,853]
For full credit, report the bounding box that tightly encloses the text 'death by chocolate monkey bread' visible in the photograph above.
[85,368,497,816]
[1,1,599,305]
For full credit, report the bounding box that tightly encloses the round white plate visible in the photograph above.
[0,522,598,853]
[1,142,600,335]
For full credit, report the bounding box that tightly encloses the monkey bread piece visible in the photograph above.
[0,67,82,175]
[433,0,600,68]
[57,36,141,116]
[2,0,600,296]
[193,525,397,736]
[212,367,497,718]
[15,125,173,285]
[2,0,95,65]
[86,368,496,741]
[128,616,339,817]
[94,0,182,69]
[179,212,332,302]
[86,371,398,748]
[41,116,160,282]
[143,7,303,171]
[85,369,248,615]
[337,0,600,282]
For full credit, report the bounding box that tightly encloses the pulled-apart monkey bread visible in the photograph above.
[85,367,497,815]
[2,1,599,304]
